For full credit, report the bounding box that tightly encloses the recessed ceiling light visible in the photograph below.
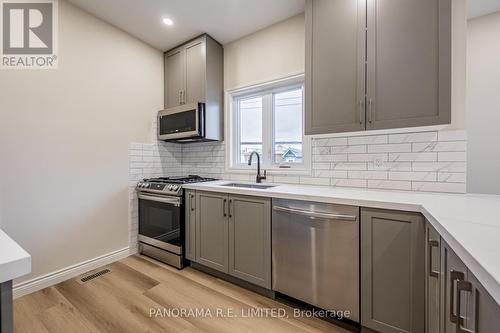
[162,18,173,26]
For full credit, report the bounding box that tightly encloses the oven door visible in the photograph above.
[158,103,204,141]
[138,193,183,255]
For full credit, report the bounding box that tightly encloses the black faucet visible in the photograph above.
[248,151,267,183]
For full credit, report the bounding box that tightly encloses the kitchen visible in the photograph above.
[1,0,500,332]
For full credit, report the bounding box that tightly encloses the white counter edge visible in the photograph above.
[0,229,32,284]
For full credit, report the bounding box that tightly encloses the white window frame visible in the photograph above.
[225,74,311,175]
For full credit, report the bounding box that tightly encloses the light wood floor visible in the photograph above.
[14,255,351,333]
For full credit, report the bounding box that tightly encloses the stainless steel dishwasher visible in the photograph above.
[272,198,360,322]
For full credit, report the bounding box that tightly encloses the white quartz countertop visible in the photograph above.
[184,180,500,306]
[0,229,31,283]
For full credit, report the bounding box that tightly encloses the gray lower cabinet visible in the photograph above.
[426,221,443,333]
[193,191,271,288]
[361,208,424,333]
[185,190,196,261]
[195,191,229,273]
[228,195,271,288]
[441,241,500,333]
[0,280,13,333]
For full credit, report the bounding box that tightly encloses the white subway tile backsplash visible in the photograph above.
[368,143,412,153]
[313,137,348,147]
[412,182,466,193]
[348,153,388,162]
[389,152,437,162]
[331,178,367,188]
[348,135,388,145]
[367,162,412,172]
[331,145,367,154]
[438,172,466,183]
[412,141,467,152]
[313,170,349,178]
[412,162,466,172]
[331,162,367,170]
[438,129,467,141]
[367,180,412,191]
[389,171,437,182]
[438,152,467,162]
[389,131,438,143]
[348,170,388,180]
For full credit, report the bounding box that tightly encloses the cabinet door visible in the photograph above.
[165,48,185,108]
[441,242,468,333]
[426,222,442,333]
[195,192,228,273]
[228,195,271,288]
[366,0,451,130]
[185,190,196,261]
[361,208,425,333]
[465,272,500,332]
[185,39,206,104]
[304,0,366,135]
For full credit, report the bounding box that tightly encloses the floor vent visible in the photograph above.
[80,268,111,283]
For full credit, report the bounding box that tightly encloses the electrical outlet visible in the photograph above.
[374,156,384,169]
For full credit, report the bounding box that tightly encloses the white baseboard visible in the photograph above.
[13,247,132,299]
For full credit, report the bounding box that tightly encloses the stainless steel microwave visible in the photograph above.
[157,103,222,143]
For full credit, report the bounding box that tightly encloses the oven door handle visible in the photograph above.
[138,193,181,207]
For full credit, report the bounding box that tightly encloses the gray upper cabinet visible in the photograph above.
[185,190,196,261]
[164,35,223,112]
[305,0,366,135]
[228,195,271,289]
[184,40,206,105]
[361,208,424,333]
[195,191,229,273]
[305,0,452,135]
[366,0,451,130]
[165,49,185,108]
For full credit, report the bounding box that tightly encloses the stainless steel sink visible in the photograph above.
[220,183,277,189]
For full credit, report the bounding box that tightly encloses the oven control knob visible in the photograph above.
[138,183,144,188]
[173,185,179,191]
[145,183,150,188]
[168,185,174,191]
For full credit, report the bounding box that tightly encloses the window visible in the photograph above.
[228,75,309,172]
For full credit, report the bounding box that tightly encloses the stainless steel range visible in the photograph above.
[136,175,216,268]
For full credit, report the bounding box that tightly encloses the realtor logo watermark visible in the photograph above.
[0,0,58,69]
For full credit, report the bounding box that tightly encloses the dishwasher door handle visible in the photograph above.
[273,205,357,221]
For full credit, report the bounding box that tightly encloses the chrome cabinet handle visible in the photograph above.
[273,206,357,221]
[178,90,182,105]
[456,280,475,333]
[429,240,440,278]
[450,270,465,325]
[368,98,373,124]
[190,194,195,211]
[359,100,364,125]
[223,199,227,217]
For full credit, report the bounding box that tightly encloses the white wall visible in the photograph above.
[223,14,305,90]
[466,11,500,194]
[0,0,164,283]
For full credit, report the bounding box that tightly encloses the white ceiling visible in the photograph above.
[468,0,500,19]
[67,0,306,51]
